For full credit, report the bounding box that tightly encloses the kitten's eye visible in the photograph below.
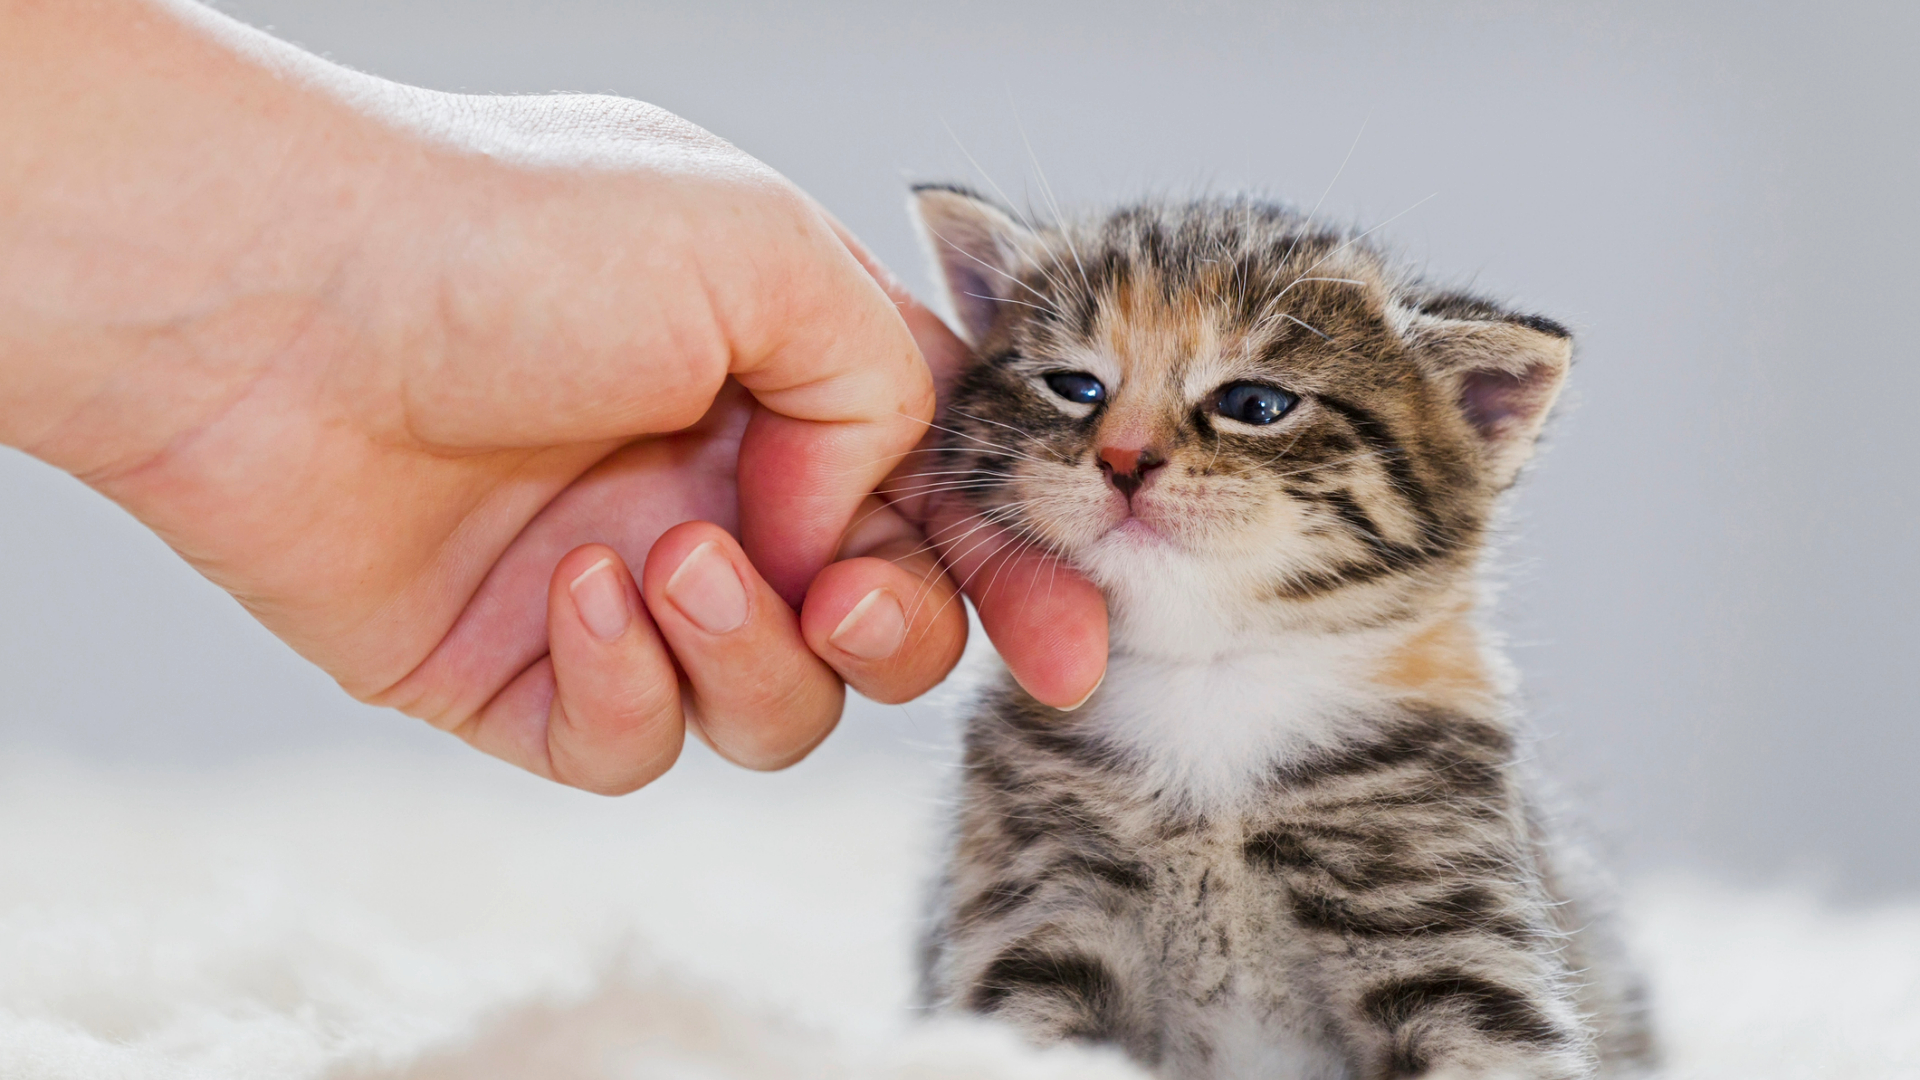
[1215,382,1298,425]
[1044,372,1107,405]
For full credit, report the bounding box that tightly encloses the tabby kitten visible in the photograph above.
[910,186,1654,1080]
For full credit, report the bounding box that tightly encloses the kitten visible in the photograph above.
[908,186,1655,1080]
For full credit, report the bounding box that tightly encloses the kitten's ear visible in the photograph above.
[910,184,1038,346]
[1408,311,1572,489]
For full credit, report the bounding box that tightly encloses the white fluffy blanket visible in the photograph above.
[2,724,1914,1080]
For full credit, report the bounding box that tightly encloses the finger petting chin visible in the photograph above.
[641,521,845,771]
[933,511,1110,711]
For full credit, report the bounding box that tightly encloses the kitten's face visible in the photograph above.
[914,190,1570,639]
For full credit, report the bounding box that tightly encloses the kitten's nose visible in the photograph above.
[1097,446,1167,499]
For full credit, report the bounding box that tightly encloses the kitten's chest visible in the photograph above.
[1111,815,1348,1078]
[1075,648,1387,810]
[1135,823,1292,985]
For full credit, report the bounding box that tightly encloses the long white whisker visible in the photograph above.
[879,468,1010,482]
[943,120,1049,237]
[938,513,1031,575]
[1278,191,1440,303]
[1009,101,1093,298]
[963,291,1057,314]
[899,412,1056,466]
[891,500,1044,564]
[937,122,1079,301]
[1278,112,1370,272]
[957,531,1032,616]
[1254,312,1331,341]
[927,530,1028,628]
[944,408,1070,462]
[873,479,1009,499]
[925,227,1060,311]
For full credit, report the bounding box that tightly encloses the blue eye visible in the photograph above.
[1045,372,1107,405]
[1215,382,1297,425]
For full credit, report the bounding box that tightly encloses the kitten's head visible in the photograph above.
[911,186,1571,649]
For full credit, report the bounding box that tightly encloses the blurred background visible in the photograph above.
[2,0,1915,897]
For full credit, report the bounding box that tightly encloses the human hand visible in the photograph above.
[1,0,1107,791]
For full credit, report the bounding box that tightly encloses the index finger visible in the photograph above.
[824,214,976,397]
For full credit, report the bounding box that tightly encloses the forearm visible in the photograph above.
[0,0,410,479]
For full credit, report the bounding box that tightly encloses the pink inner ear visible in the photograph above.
[942,259,1001,343]
[1458,365,1552,438]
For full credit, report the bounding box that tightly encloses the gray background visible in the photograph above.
[3,1,1915,896]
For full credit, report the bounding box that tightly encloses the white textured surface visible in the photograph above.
[0,734,1913,1080]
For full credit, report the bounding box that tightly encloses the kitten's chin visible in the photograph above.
[1074,516,1201,584]
[1109,517,1169,546]
[1074,514,1185,563]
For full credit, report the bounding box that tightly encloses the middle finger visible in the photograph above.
[641,520,845,770]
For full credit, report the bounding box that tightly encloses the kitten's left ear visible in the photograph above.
[909,184,1039,346]
[1408,311,1572,489]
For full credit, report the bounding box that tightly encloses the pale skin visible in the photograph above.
[0,0,1107,793]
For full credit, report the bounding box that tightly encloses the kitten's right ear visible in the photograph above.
[910,184,1037,346]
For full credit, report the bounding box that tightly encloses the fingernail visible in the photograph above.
[1057,667,1106,713]
[665,541,748,634]
[829,588,907,660]
[568,557,632,641]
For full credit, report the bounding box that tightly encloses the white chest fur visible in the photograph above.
[1076,632,1393,813]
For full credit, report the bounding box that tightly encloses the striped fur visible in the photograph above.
[910,189,1655,1079]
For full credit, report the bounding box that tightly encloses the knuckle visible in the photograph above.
[720,669,839,769]
[549,671,682,794]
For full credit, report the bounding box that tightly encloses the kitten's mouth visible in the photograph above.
[1107,515,1168,545]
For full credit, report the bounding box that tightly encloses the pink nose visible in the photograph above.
[1097,446,1166,499]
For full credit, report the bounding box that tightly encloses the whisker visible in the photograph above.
[878,467,1004,479]
[942,120,1054,239]
[1253,311,1332,341]
[872,479,1007,500]
[1268,448,1387,480]
[943,408,1070,462]
[963,291,1059,315]
[1277,112,1370,272]
[1010,100,1094,298]
[1276,191,1439,305]
[939,122,1081,300]
[1250,427,1309,470]
[944,525,1034,609]
[887,500,1043,565]
[957,530,1031,612]
[935,515,1026,579]
[925,227,1062,312]
[901,412,1058,466]
[852,442,1016,466]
